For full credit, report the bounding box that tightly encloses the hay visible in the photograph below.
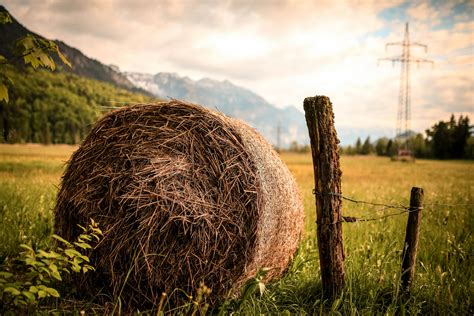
[54,100,304,308]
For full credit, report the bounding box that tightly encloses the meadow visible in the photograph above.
[0,144,472,314]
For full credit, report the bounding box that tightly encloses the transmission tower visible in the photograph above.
[379,22,433,142]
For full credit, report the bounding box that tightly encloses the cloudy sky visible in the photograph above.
[4,0,473,140]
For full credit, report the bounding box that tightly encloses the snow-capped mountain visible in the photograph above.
[125,71,309,147]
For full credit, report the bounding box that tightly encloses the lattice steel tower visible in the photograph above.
[379,22,433,140]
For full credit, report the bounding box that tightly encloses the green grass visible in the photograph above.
[0,145,75,258]
[0,145,472,314]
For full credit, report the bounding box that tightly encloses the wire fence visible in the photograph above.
[312,189,473,226]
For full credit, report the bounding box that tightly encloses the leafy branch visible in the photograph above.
[0,219,102,313]
[0,11,71,102]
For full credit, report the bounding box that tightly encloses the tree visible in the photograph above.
[425,114,472,159]
[374,137,388,156]
[355,137,362,154]
[410,133,430,158]
[361,136,372,155]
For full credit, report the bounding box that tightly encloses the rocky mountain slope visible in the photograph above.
[125,72,309,147]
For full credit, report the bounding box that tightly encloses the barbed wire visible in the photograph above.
[312,189,472,226]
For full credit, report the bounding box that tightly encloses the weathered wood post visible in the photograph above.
[304,96,345,300]
[401,187,424,293]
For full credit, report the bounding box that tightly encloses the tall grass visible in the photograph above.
[0,145,472,314]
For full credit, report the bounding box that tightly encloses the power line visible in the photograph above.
[378,22,433,143]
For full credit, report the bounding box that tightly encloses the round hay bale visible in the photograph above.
[54,100,304,307]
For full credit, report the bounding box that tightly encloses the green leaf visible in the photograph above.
[56,47,71,68]
[37,290,47,298]
[23,53,41,69]
[74,241,92,250]
[24,258,39,266]
[4,287,21,296]
[0,271,13,279]
[38,249,61,259]
[49,264,62,281]
[258,282,266,296]
[70,263,81,273]
[20,243,34,252]
[51,234,71,246]
[78,234,92,242]
[0,12,12,24]
[0,82,9,102]
[22,291,36,302]
[64,248,82,258]
[38,285,60,298]
[51,270,62,281]
[38,52,56,70]
[18,35,35,51]
[29,286,38,293]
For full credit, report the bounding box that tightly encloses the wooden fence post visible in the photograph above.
[401,187,424,293]
[303,96,345,300]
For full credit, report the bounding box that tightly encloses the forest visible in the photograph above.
[0,66,154,144]
[340,114,473,160]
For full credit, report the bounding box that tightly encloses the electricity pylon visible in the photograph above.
[378,22,433,142]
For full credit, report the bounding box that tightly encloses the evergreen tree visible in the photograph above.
[374,137,387,156]
[355,137,362,155]
[361,136,372,155]
[426,114,472,159]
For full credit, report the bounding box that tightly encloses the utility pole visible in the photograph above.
[379,22,433,146]
[276,121,281,152]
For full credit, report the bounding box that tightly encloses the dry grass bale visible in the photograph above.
[54,100,304,308]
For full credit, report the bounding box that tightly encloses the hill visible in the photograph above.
[0,5,157,144]
[1,66,154,144]
[0,5,146,93]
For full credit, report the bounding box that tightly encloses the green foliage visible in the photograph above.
[1,148,472,314]
[0,66,154,144]
[341,136,374,155]
[240,267,271,302]
[346,114,472,159]
[0,219,102,313]
[426,114,471,159]
[0,11,70,104]
[0,11,12,24]
[16,34,71,71]
[0,11,12,102]
[374,137,389,156]
[361,136,373,155]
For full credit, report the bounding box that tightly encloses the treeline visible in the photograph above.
[0,67,155,144]
[340,114,473,159]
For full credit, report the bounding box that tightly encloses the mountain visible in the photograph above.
[0,6,156,144]
[125,72,309,147]
[0,5,147,94]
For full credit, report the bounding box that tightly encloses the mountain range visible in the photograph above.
[125,72,309,147]
[1,4,378,146]
[1,5,313,147]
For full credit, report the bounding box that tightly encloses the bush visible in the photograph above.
[0,219,102,314]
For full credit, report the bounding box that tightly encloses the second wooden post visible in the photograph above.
[304,96,345,300]
[401,187,424,293]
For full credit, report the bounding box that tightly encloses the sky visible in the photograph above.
[3,0,474,140]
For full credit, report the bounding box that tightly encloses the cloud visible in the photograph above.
[2,0,473,139]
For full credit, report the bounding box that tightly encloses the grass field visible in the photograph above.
[0,144,472,314]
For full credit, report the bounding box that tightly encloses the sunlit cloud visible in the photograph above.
[3,0,473,141]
